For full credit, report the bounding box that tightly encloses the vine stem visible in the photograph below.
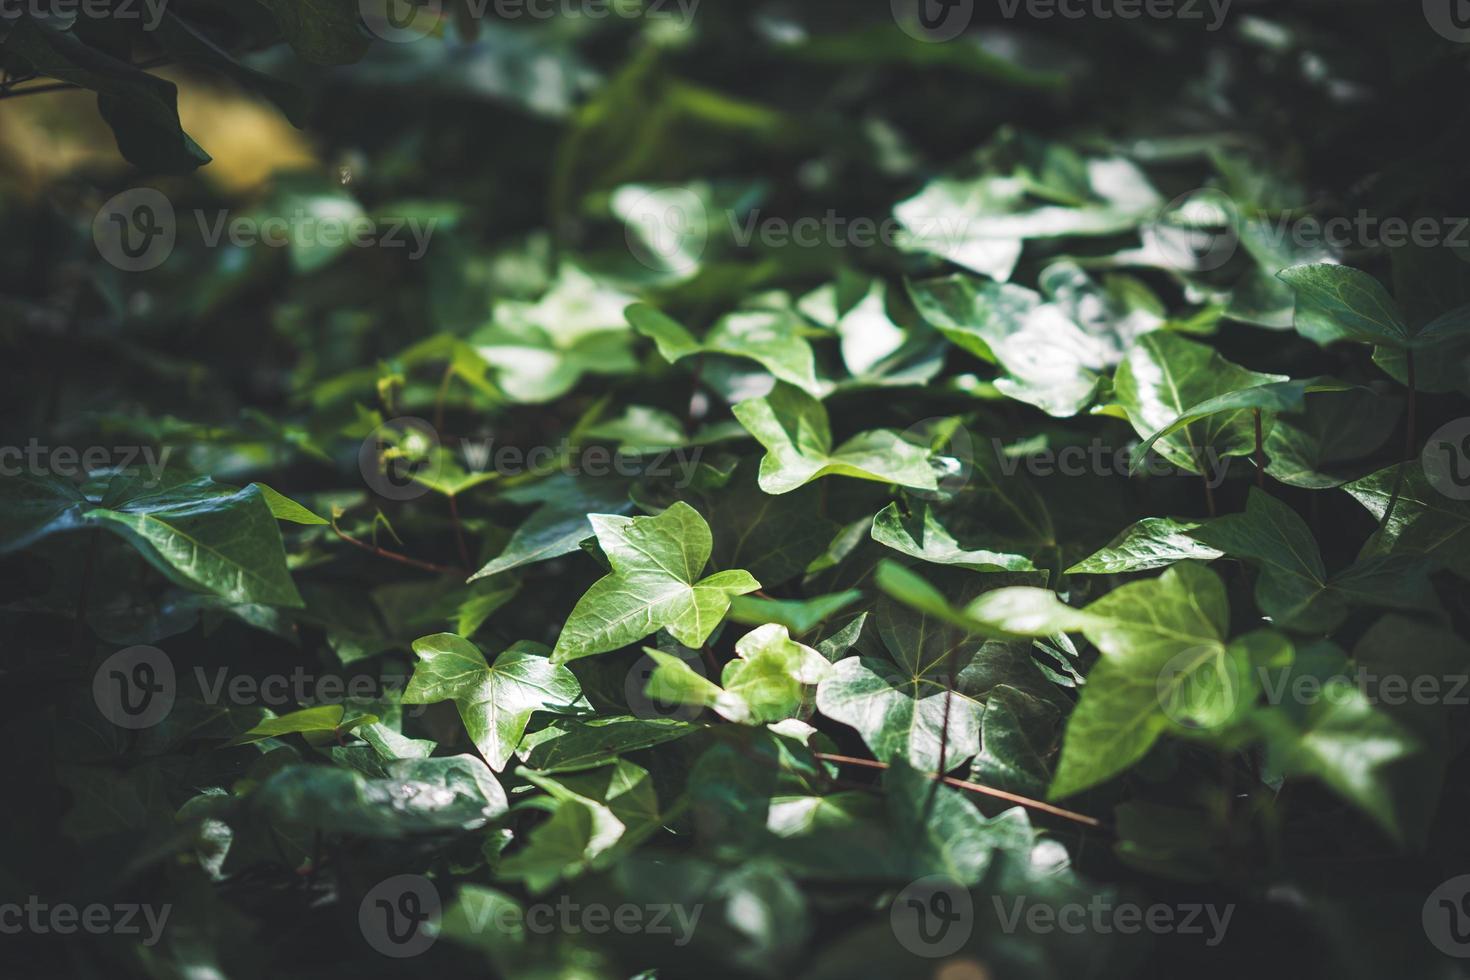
[815,753,1105,830]
[330,519,462,576]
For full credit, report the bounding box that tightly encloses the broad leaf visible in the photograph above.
[732,383,937,494]
[403,634,582,770]
[552,502,760,661]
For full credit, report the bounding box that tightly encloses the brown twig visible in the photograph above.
[330,519,461,576]
[815,752,1105,830]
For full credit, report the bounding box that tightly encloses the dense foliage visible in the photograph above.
[3,2,1470,978]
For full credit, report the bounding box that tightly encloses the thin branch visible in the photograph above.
[330,519,462,576]
[815,752,1106,830]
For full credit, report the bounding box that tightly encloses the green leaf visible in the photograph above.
[943,562,1240,797]
[628,304,824,396]
[727,590,863,635]
[732,383,938,494]
[499,759,662,892]
[254,484,328,525]
[1131,378,1349,468]
[249,755,507,838]
[1254,648,1424,845]
[469,475,633,581]
[1192,488,1439,631]
[516,716,699,773]
[551,502,760,661]
[1277,264,1411,348]
[907,274,1109,417]
[1114,332,1284,475]
[872,502,1035,572]
[815,592,998,771]
[883,756,1040,885]
[1345,464,1470,581]
[647,623,829,724]
[2,18,210,173]
[253,0,372,65]
[228,705,363,746]
[971,685,1061,797]
[893,161,1157,283]
[403,634,582,770]
[703,460,840,587]
[1066,517,1222,574]
[0,474,303,608]
[1264,389,1401,489]
[470,265,638,403]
